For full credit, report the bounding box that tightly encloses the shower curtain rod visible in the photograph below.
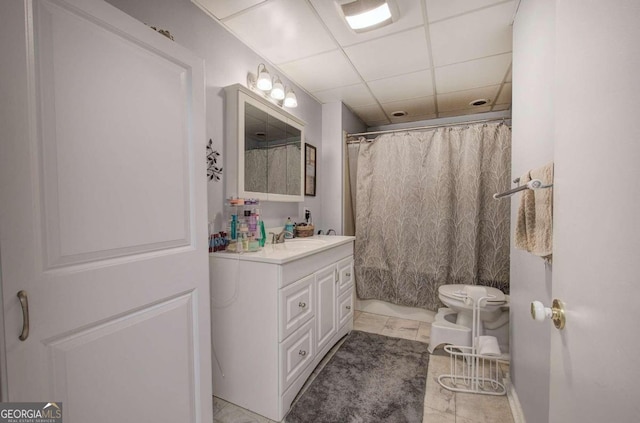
[345,117,511,143]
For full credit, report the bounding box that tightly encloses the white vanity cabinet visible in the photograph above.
[209,236,355,422]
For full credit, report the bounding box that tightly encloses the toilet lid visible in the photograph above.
[439,284,506,304]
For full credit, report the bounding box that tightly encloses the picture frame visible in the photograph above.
[305,144,316,196]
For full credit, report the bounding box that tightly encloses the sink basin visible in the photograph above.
[274,239,327,251]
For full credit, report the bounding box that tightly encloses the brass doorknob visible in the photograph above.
[531,299,566,330]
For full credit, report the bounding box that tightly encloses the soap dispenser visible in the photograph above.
[285,217,294,239]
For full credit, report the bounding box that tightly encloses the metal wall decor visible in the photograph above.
[207,139,222,182]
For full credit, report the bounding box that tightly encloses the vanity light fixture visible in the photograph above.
[338,0,398,33]
[247,63,298,108]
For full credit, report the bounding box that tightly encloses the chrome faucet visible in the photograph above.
[269,230,294,244]
[326,229,337,235]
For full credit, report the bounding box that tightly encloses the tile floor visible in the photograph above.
[212,311,515,423]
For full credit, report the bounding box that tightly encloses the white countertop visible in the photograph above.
[209,235,355,264]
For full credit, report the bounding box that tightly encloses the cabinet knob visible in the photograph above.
[346,272,351,277]
[346,305,351,310]
[299,350,307,356]
[298,302,306,308]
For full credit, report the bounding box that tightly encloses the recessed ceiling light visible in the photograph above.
[391,110,407,117]
[339,0,398,33]
[469,99,490,106]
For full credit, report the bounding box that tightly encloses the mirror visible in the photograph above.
[228,85,304,202]
[244,103,301,196]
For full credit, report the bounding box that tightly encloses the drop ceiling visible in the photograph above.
[192,0,514,126]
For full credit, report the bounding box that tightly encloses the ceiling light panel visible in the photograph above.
[191,0,267,20]
[342,1,393,31]
[429,1,514,67]
[310,0,423,47]
[224,0,337,64]
[344,27,430,81]
[425,0,509,23]
[367,69,434,103]
[435,53,511,93]
[279,50,361,92]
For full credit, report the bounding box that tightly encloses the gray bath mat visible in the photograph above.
[285,330,429,423]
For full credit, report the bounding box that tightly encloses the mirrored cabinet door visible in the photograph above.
[226,84,305,202]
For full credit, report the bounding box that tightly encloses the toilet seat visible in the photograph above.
[439,284,506,305]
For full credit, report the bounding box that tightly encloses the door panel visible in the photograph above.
[551,1,640,421]
[35,0,192,267]
[0,1,211,421]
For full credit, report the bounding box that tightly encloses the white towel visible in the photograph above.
[477,335,502,357]
[515,162,554,263]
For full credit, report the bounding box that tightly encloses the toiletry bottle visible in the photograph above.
[230,215,237,240]
[258,220,266,247]
[285,217,294,239]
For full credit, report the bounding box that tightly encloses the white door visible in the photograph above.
[0,1,212,422]
[550,0,640,421]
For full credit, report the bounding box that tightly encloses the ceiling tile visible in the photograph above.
[312,83,376,107]
[224,0,336,64]
[191,0,267,20]
[380,96,436,117]
[368,70,434,103]
[425,0,510,23]
[351,104,389,124]
[492,103,511,111]
[344,27,430,81]
[309,0,424,47]
[437,85,500,112]
[390,113,437,124]
[280,50,361,92]
[496,82,512,104]
[435,53,511,93]
[429,1,514,67]
[438,106,492,118]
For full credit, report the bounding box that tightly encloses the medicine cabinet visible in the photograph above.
[224,84,305,202]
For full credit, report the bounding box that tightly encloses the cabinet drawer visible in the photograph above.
[337,289,354,329]
[279,274,314,342]
[279,319,314,392]
[337,257,354,296]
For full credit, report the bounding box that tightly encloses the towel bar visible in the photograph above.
[493,179,553,199]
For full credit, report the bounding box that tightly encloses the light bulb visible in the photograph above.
[284,90,298,108]
[271,78,285,100]
[256,65,272,91]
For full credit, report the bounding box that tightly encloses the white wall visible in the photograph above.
[320,102,366,234]
[106,0,323,230]
[510,0,555,421]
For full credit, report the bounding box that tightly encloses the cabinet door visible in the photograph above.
[337,257,354,296]
[315,264,337,353]
[337,290,354,329]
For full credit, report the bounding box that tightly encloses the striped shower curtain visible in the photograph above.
[349,122,511,311]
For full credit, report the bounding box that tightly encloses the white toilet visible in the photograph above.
[428,284,510,355]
